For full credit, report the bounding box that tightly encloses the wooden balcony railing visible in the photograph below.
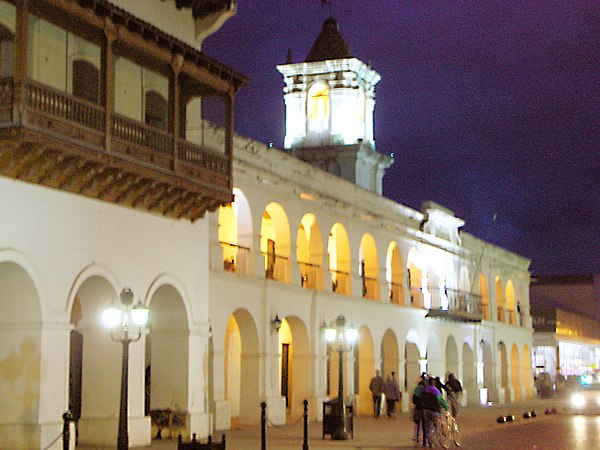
[362,276,379,300]
[112,113,173,156]
[330,269,350,295]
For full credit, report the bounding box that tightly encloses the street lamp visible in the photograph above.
[103,288,149,450]
[324,314,357,440]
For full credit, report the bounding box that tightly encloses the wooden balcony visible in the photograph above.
[0,77,235,220]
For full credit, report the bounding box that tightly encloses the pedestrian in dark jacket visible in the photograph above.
[384,372,401,418]
[445,373,463,417]
[369,370,385,417]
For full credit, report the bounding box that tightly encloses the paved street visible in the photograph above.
[77,398,570,449]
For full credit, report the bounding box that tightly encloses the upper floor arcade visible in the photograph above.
[211,184,531,328]
[0,0,247,221]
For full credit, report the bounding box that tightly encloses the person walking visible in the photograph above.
[411,378,426,444]
[384,371,401,418]
[421,377,449,447]
[445,373,463,417]
[369,369,385,417]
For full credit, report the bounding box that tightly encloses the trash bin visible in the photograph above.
[322,398,353,439]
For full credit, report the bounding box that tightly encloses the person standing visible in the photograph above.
[445,373,463,417]
[384,372,401,418]
[421,377,449,447]
[369,369,385,417]
[411,378,426,444]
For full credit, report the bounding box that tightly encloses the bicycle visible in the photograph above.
[434,410,461,448]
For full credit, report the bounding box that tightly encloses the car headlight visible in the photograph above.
[571,393,586,408]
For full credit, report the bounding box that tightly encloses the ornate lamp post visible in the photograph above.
[103,288,149,450]
[324,314,357,440]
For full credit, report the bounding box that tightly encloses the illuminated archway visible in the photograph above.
[218,188,253,275]
[479,274,490,320]
[407,248,425,308]
[278,317,310,416]
[495,276,505,322]
[260,202,291,283]
[506,280,516,325]
[225,309,260,424]
[445,335,459,378]
[405,331,421,391]
[462,342,477,405]
[307,82,330,132]
[0,261,42,448]
[499,342,509,396]
[386,242,404,304]
[296,213,324,290]
[328,223,351,295]
[356,326,375,416]
[510,344,521,402]
[359,233,379,300]
[381,329,400,385]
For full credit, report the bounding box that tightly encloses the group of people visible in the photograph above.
[412,372,463,447]
[369,370,402,418]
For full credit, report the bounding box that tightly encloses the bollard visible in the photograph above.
[62,411,73,450]
[261,401,267,450]
[303,399,309,450]
[505,415,515,422]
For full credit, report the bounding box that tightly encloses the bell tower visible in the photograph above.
[277,17,392,194]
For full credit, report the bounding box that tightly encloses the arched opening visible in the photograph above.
[404,331,421,392]
[356,326,375,416]
[71,276,149,446]
[462,342,476,405]
[72,59,99,104]
[521,344,533,399]
[307,82,330,133]
[381,329,400,387]
[147,284,190,438]
[260,202,291,283]
[359,233,379,300]
[445,335,459,379]
[0,261,42,448]
[495,276,505,322]
[505,280,516,325]
[328,223,351,295]
[225,309,260,424]
[479,274,490,320]
[510,344,521,402]
[218,188,253,275]
[499,342,509,397]
[386,242,404,304]
[481,341,494,401]
[407,248,424,308]
[278,317,310,417]
[296,213,324,290]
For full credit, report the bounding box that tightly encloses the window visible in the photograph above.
[307,82,329,131]
[72,60,99,104]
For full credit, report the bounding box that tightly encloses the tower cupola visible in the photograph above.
[277,17,392,194]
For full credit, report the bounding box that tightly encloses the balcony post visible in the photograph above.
[13,0,29,121]
[225,91,234,191]
[102,18,116,152]
[170,53,184,169]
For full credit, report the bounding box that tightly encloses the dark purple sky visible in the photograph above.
[202,1,600,277]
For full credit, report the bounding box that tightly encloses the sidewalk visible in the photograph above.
[78,398,563,449]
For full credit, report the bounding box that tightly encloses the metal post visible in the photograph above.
[332,339,347,440]
[62,411,72,450]
[260,401,266,450]
[117,334,130,450]
[303,399,309,450]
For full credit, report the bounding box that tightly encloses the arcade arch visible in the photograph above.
[359,233,379,300]
[495,276,505,322]
[296,214,324,290]
[479,274,490,320]
[224,309,260,424]
[218,188,253,275]
[386,242,404,304]
[356,326,375,416]
[506,280,516,325]
[510,344,521,402]
[278,317,310,416]
[328,223,351,295]
[260,202,291,283]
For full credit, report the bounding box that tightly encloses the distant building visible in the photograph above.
[530,275,600,380]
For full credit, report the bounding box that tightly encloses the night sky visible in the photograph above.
[202,1,600,277]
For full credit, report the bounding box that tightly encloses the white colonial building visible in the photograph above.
[0,2,534,449]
